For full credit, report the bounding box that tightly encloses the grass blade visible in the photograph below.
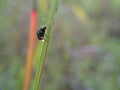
[33,0,58,90]
[23,7,38,90]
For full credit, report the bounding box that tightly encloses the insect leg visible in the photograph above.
[43,34,49,42]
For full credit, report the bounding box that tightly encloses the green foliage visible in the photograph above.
[33,0,58,90]
[0,0,120,90]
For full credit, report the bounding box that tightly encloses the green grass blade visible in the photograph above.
[33,0,58,90]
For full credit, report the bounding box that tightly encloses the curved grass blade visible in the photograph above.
[33,0,58,90]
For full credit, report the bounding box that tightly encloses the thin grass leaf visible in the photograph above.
[33,0,58,90]
[23,3,38,90]
[70,3,88,23]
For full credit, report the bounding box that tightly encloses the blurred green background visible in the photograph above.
[0,0,120,90]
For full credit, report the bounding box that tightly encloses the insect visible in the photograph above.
[37,25,47,42]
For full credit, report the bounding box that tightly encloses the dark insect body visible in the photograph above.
[37,25,47,41]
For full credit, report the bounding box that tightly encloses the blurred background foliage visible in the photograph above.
[0,0,120,90]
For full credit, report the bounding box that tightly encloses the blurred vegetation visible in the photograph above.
[0,0,120,90]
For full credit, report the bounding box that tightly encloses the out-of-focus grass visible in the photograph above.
[0,0,120,90]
